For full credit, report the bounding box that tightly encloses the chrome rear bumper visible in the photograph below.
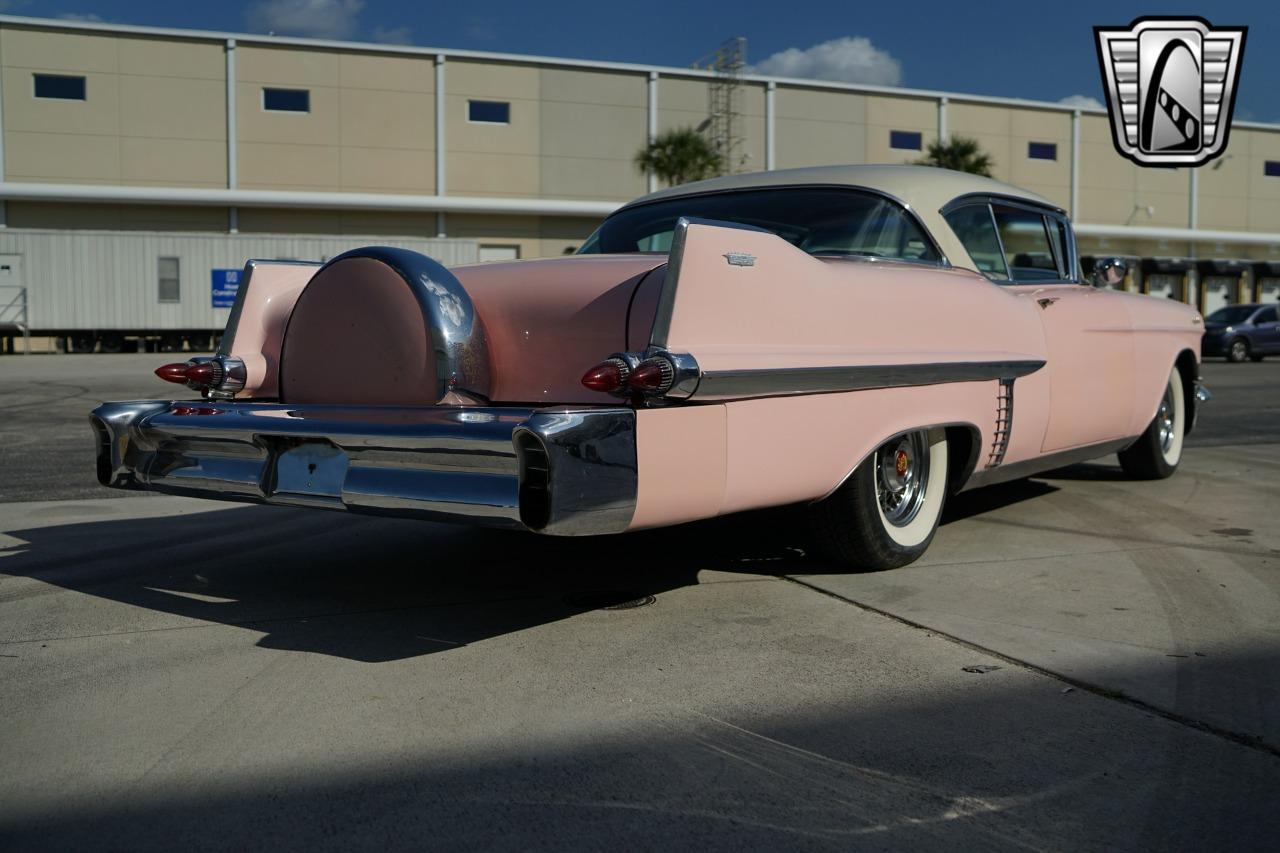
[90,401,637,536]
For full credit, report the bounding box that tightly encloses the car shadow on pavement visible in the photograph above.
[0,480,1063,663]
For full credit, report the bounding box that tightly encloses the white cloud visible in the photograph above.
[752,37,902,86]
[1058,94,1105,110]
[371,25,412,45]
[246,0,364,39]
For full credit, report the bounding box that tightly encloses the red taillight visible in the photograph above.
[184,362,216,385]
[630,358,675,394]
[155,361,216,388]
[581,358,629,393]
[155,363,190,384]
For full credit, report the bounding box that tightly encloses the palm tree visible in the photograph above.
[634,128,724,187]
[915,135,994,177]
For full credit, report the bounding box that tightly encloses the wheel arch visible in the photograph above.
[1174,348,1198,435]
[816,421,982,503]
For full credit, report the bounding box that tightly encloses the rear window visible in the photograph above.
[578,187,941,264]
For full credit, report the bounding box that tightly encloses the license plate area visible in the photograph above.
[270,440,349,506]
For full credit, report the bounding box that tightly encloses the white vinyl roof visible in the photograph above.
[624,164,1060,217]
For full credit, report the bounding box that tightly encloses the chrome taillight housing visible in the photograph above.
[580,349,699,402]
[154,355,247,399]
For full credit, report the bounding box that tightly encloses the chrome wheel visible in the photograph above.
[1229,339,1248,362]
[876,431,930,527]
[1156,383,1176,455]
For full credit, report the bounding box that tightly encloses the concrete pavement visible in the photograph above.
[1,355,1278,850]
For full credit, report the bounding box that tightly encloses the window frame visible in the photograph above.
[889,130,923,151]
[157,256,181,304]
[1027,141,1058,161]
[261,87,311,114]
[941,193,1080,285]
[467,99,511,125]
[33,73,87,101]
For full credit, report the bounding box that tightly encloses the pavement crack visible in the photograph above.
[781,575,1280,761]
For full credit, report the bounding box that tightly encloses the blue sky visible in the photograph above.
[4,0,1276,121]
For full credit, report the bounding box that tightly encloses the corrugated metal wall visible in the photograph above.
[0,229,478,331]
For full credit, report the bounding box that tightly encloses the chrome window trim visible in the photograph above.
[941,193,1081,285]
[604,183,952,268]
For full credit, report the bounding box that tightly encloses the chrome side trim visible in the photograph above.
[649,216,770,350]
[961,437,1135,492]
[514,408,637,536]
[693,359,1045,400]
[300,247,492,402]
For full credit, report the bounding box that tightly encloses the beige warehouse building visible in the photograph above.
[0,14,1278,347]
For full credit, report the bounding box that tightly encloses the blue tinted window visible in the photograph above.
[34,74,86,100]
[263,88,310,112]
[1266,161,1280,177]
[889,130,922,150]
[1028,142,1057,160]
[468,100,510,123]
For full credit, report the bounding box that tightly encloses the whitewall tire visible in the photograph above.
[809,427,949,570]
[1118,367,1185,480]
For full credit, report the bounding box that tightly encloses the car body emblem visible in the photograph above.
[1094,17,1246,167]
[724,252,756,267]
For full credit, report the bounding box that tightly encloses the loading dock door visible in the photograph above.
[1147,273,1182,301]
[1203,276,1235,315]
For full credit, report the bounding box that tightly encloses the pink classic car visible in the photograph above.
[92,165,1208,570]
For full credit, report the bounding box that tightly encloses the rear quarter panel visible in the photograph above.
[653,223,1047,377]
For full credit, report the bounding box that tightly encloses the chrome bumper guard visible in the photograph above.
[90,401,637,536]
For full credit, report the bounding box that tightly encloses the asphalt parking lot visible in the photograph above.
[1,354,1278,851]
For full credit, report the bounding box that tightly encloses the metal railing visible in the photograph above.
[0,285,30,354]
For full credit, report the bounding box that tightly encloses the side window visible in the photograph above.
[158,257,180,303]
[1256,307,1278,324]
[991,205,1060,281]
[943,204,1008,279]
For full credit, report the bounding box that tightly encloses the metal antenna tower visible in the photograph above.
[694,37,747,174]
